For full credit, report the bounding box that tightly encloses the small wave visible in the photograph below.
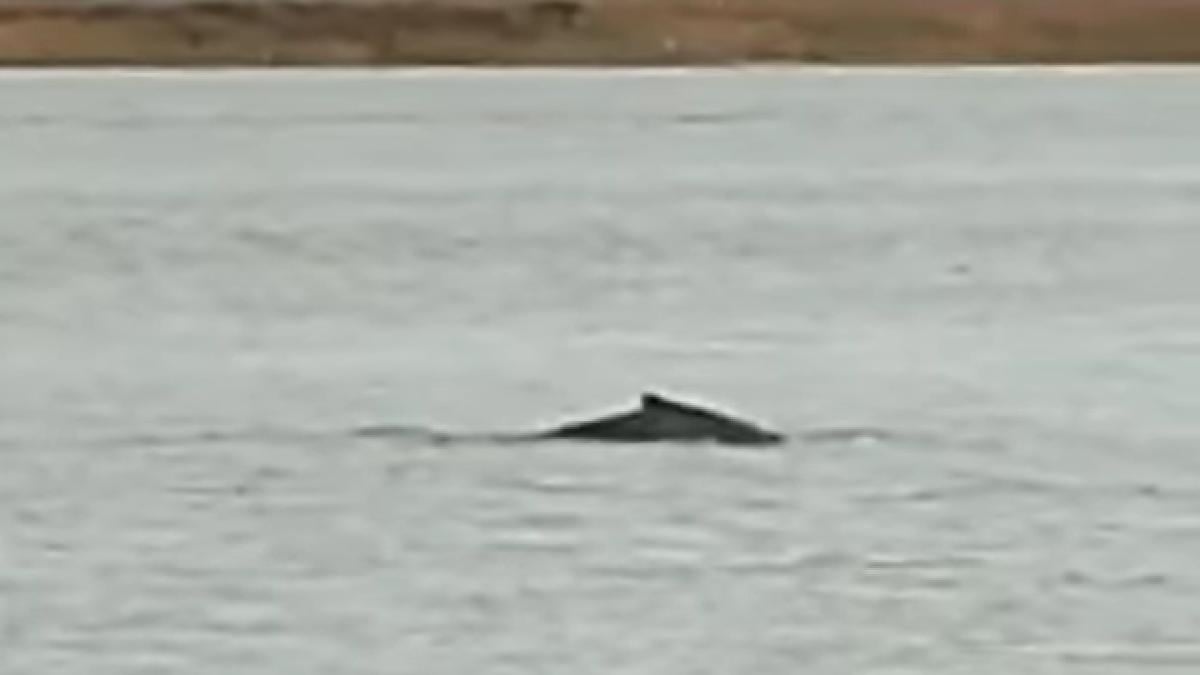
[352,424,442,440]
[499,475,613,496]
[82,425,350,452]
[799,426,900,445]
[1050,642,1200,666]
[352,425,533,447]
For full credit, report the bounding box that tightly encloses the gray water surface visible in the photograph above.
[2,67,1200,674]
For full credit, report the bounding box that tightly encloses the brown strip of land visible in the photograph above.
[3,0,1200,66]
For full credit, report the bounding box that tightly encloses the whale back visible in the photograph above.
[636,392,781,444]
[543,392,782,445]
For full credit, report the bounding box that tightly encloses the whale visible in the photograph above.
[537,392,784,446]
[354,392,786,446]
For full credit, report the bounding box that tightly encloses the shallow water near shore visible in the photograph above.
[3,67,1200,673]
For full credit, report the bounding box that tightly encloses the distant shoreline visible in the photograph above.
[4,0,1200,67]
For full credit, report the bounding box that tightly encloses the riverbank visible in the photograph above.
[3,0,1200,66]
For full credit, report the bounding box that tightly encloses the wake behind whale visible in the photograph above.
[357,392,786,446]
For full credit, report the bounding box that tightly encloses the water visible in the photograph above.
[2,67,1199,674]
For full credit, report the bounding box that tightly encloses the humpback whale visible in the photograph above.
[539,392,784,446]
[354,392,786,446]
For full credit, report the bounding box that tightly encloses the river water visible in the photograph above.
[2,67,1199,674]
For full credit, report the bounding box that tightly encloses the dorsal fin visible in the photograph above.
[545,392,784,445]
[641,392,680,411]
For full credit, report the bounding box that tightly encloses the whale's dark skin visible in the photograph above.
[538,392,784,446]
[354,392,786,446]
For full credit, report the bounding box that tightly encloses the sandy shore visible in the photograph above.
[3,0,1200,66]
